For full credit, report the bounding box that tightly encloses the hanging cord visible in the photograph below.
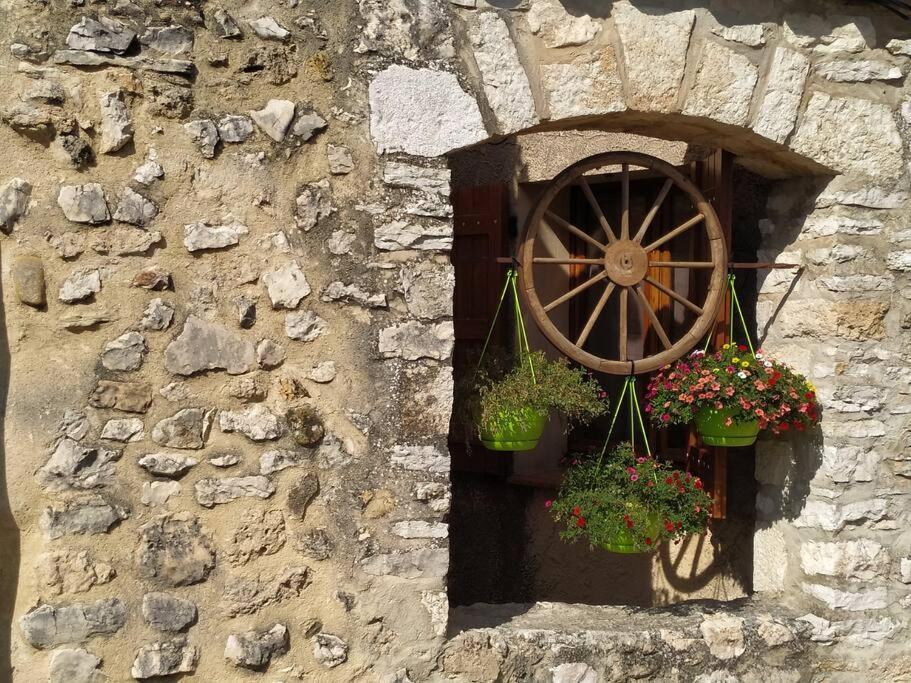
[474,268,536,384]
[728,273,755,356]
[702,271,755,356]
[597,363,652,465]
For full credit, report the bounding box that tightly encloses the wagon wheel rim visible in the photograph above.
[518,151,728,375]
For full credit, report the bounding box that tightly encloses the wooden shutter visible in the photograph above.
[449,184,510,476]
[691,150,734,519]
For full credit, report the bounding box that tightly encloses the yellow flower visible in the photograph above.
[732,357,740,364]
[723,344,730,350]
[807,382,816,392]
[741,361,750,368]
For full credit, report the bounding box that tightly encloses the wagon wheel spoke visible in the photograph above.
[618,287,628,361]
[633,284,672,349]
[633,178,673,243]
[648,261,715,269]
[543,270,609,313]
[576,282,616,348]
[545,210,608,253]
[533,257,605,265]
[579,177,617,244]
[644,276,703,315]
[642,213,704,253]
[621,163,630,240]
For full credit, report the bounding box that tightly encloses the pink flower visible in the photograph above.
[544,500,553,509]
[630,474,639,482]
[661,414,671,423]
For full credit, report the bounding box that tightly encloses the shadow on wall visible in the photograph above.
[0,276,18,679]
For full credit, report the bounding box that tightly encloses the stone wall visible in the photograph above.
[1,0,910,681]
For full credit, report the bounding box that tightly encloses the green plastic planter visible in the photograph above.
[696,406,759,447]
[479,408,548,452]
[601,512,662,554]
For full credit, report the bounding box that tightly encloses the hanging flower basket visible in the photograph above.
[600,510,663,554]
[645,343,820,448]
[550,442,713,555]
[479,406,548,452]
[471,269,607,453]
[475,351,606,452]
[695,406,760,447]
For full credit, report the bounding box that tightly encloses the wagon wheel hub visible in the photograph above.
[518,151,728,375]
[603,239,648,287]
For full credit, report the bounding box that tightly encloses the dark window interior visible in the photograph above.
[448,149,770,608]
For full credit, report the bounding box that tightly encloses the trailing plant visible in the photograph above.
[549,442,713,552]
[644,344,820,435]
[475,350,607,435]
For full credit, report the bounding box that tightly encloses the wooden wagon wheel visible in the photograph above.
[518,151,727,375]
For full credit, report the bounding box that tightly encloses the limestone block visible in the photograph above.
[369,65,487,156]
[613,4,695,113]
[391,445,449,473]
[135,513,215,586]
[683,41,759,126]
[752,47,810,143]
[753,523,788,591]
[699,615,745,660]
[131,638,198,678]
[526,0,601,48]
[467,12,538,134]
[782,14,875,54]
[711,24,765,47]
[800,540,888,580]
[802,583,888,611]
[379,320,454,360]
[815,58,904,82]
[0,177,31,232]
[791,93,904,180]
[19,599,126,649]
[541,49,625,120]
[12,255,45,307]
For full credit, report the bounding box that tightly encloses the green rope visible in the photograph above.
[475,269,513,378]
[631,377,652,456]
[475,268,537,384]
[511,272,536,383]
[729,274,755,356]
[702,273,755,356]
[598,376,630,463]
[598,375,652,463]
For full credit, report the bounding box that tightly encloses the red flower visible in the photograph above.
[665,477,674,485]
[572,506,581,517]
[694,479,703,490]
[576,517,586,528]
[738,344,747,352]
[644,537,653,546]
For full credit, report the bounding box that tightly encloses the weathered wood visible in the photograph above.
[518,151,727,375]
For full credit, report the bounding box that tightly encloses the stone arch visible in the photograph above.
[369,2,907,193]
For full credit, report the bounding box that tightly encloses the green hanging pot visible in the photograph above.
[600,511,663,554]
[696,406,759,447]
[479,407,548,452]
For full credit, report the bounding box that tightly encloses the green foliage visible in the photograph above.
[475,351,607,435]
[645,344,820,435]
[550,442,714,553]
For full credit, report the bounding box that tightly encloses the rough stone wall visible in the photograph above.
[1,1,454,680]
[1,0,911,681]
